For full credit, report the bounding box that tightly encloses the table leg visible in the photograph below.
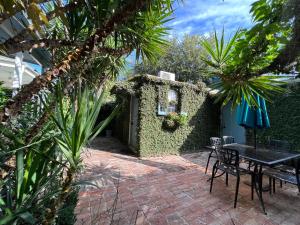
[254,164,267,214]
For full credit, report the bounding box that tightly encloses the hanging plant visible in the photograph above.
[162,112,188,131]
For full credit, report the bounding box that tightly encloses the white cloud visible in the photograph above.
[123,0,256,72]
[168,0,255,37]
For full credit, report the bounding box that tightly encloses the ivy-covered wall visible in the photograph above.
[256,82,300,150]
[113,75,220,157]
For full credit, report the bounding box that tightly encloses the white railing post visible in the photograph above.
[12,52,24,96]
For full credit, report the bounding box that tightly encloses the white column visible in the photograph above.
[12,52,24,96]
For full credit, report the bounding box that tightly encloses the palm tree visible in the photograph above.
[0,1,176,224]
[200,30,285,108]
[0,0,175,122]
[199,0,300,108]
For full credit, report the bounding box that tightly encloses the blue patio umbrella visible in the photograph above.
[237,94,270,148]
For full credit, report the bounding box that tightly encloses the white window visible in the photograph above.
[167,90,178,113]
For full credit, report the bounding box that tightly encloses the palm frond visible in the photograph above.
[210,75,286,108]
[201,29,287,108]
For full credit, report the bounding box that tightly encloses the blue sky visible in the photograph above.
[26,62,42,74]
[168,0,255,38]
[125,0,255,71]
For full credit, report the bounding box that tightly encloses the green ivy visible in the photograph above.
[113,75,220,157]
[157,85,169,109]
[257,83,300,151]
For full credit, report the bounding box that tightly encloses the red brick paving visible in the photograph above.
[76,138,300,225]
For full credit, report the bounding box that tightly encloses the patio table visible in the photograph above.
[223,143,300,214]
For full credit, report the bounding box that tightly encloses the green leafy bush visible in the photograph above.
[134,34,213,83]
[0,82,10,109]
[163,112,188,130]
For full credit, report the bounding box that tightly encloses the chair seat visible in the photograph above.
[205,146,217,158]
[264,168,299,185]
[205,145,215,150]
[274,164,296,174]
[216,164,253,176]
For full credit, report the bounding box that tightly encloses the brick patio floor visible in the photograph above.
[76,138,300,225]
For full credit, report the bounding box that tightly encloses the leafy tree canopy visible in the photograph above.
[200,0,300,108]
[135,34,213,83]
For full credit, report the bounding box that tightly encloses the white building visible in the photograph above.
[0,12,51,92]
[0,55,39,88]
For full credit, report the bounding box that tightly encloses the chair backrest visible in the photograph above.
[292,159,300,187]
[222,136,235,145]
[296,159,300,175]
[210,137,222,147]
[269,139,292,152]
[215,145,240,167]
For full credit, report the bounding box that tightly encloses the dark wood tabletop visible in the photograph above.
[223,143,300,166]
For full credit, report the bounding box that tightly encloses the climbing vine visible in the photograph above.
[113,75,220,156]
[257,83,300,150]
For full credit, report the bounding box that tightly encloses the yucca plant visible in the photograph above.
[0,82,121,225]
[0,121,63,225]
[200,29,286,108]
[43,83,121,224]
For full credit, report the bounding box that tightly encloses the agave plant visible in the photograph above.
[200,29,286,108]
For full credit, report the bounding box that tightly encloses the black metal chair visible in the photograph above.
[222,136,235,185]
[221,136,253,172]
[210,145,254,208]
[205,137,222,174]
[269,139,292,151]
[222,136,235,145]
[264,159,300,194]
[267,139,295,188]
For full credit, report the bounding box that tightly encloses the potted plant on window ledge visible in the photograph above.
[163,112,188,131]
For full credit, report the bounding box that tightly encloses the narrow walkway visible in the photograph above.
[76,138,300,225]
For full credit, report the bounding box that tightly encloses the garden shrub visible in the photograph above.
[0,82,11,109]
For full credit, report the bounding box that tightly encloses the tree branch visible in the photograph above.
[95,47,131,57]
[2,38,84,55]
[25,78,76,144]
[0,0,84,50]
[24,47,128,143]
[2,36,130,55]
[0,0,145,122]
[46,1,83,21]
[0,0,53,23]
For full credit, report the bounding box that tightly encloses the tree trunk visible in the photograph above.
[42,169,74,225]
